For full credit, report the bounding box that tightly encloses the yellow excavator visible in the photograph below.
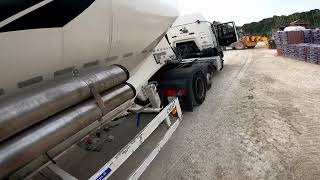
[216,22,273,49]
[242,36,270,49]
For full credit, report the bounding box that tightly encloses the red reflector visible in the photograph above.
[166,90,177,97]
[166,89,186,97]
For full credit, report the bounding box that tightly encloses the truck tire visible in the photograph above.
[221,58,224,70]
[206,66,214,90]
[219,51,224,59]
[193,72,206,105]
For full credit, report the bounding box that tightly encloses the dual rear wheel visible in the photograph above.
[192,72,207,105]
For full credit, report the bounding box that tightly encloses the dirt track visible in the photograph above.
[140,49,320,180]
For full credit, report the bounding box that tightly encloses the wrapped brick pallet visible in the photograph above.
[297,43,309,61]
[275,29,320,65]
[274,31,282,47]
[279,31,289,45]
[303,30,313,43]
[307,44,320,64]
[312,30,320,44]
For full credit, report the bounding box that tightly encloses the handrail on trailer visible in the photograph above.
[44,98,182,180]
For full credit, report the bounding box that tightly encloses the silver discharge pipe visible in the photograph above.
[0,84,135,177]
[0,65,129,142]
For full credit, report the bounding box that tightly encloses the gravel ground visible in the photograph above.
[140,49,320,180]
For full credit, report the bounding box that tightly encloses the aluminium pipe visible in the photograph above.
[0,84,135,177]
[0,65,129,142]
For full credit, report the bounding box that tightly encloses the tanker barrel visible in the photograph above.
[0,65,129,142]
[0,84,136,177]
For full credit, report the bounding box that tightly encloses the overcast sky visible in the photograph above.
[178,0,320,25]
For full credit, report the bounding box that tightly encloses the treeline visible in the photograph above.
[241,9,320,35]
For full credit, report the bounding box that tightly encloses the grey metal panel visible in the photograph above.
[0,84,135,178]
[83,60,99,68]
[54,67,75,77]
[0,65,129,142]
[123,52,133,58]
[106,56,119,62]
[17,76,43,88]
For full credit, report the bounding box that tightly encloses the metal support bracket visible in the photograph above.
[89,84,107,115]
[143,83,173,128]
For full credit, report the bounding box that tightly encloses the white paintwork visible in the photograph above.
[0,0,178,95]
[167,14,218,51]
[127,37,176,94]
[172,13,206,26]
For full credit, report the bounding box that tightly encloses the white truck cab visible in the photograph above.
[149,14,225,111]
[167,14,223,60]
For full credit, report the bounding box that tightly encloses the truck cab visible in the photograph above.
[151,14,225,111]
[167,14,223,59]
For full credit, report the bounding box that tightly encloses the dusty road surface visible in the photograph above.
[139,49,320,180]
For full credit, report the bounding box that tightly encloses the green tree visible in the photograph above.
[242,9,320,35]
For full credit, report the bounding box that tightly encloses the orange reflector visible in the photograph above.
[171,107,177,116]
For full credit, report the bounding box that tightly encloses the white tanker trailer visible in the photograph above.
[0,0,228,179]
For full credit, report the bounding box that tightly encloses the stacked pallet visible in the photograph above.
[307,44,320,64]
[303,30,313,43]
[285,44,299,59]
[312,30,320,44]
[297,43,309,61]
[274,31,282,47]
[275,29,320,65]
[282,44,288,56]
[292,44,299,59]
[279,31,289,45]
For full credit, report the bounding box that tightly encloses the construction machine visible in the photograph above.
[242,36,271,49]
[215,22,271,49]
